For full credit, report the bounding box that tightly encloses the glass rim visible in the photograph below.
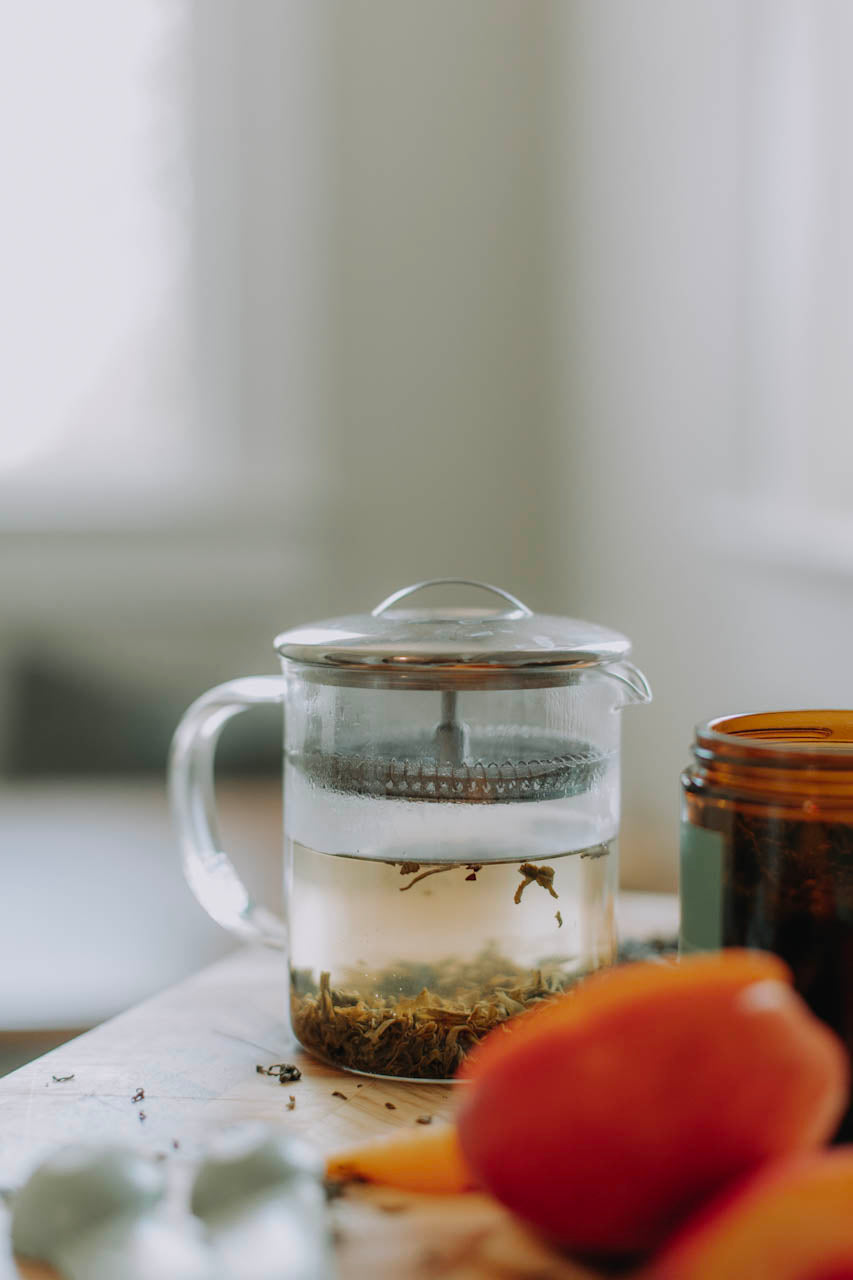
[695,710,853,763]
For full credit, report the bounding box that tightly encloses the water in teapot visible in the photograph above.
[284,772,617,1081]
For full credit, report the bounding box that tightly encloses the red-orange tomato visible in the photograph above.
[456,951,848,1256]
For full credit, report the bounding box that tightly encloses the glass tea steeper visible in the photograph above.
[169,579,650,1080]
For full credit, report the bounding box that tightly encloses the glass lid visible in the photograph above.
[274,579,631,687]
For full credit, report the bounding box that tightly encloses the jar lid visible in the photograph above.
[274,579,630,687]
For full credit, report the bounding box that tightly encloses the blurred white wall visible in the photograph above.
[550,0,742,884]
[551,0,853,886]
[325,0,560,601]
[0,0,561,698]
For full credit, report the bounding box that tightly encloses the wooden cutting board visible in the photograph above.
[1,896,677,1278]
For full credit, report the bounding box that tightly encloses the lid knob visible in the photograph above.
[371,578,533,620]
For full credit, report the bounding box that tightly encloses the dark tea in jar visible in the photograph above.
[681,711,853,1138]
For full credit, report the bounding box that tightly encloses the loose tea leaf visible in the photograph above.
[51,1074,75,1083]
[416,1115,433,1125]
[290,928,679,1083]
[398,863,488,893]
[332,1091,348,1100]
[555,911,563,928]
[384,1102,396,1110]
[291,950,569,1080]
[257,1062,302,1083]
[514,863,559,904]
[287,1095,296,1111]
[131,1088,145,1103]
[399,865,455,892]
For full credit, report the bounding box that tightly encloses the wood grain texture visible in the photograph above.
[1,894,677,1279]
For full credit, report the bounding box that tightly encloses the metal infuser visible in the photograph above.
[293,580,622,804]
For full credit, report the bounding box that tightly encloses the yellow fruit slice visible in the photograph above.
[326,1123,475,1194]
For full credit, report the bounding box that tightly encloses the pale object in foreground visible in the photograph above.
[191,1126,334,1280]
[10,1147,212,1280]
[10,1131,333,1280]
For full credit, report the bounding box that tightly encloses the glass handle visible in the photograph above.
[168,676,287,947]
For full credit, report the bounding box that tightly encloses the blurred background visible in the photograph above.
[2,0,853,1066]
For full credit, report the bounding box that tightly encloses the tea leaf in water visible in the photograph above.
[290,953,570,1080]
[398,865,456,892]
[394,860,481,890]
[514,863,559,904]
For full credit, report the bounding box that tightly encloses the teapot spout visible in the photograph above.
[601,660,652,708]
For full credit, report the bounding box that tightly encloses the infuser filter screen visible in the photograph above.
[293,727,610,803]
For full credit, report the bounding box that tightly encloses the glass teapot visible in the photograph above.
[170,579,650,1081]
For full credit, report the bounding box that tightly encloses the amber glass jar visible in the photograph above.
[682,711,853,1137]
